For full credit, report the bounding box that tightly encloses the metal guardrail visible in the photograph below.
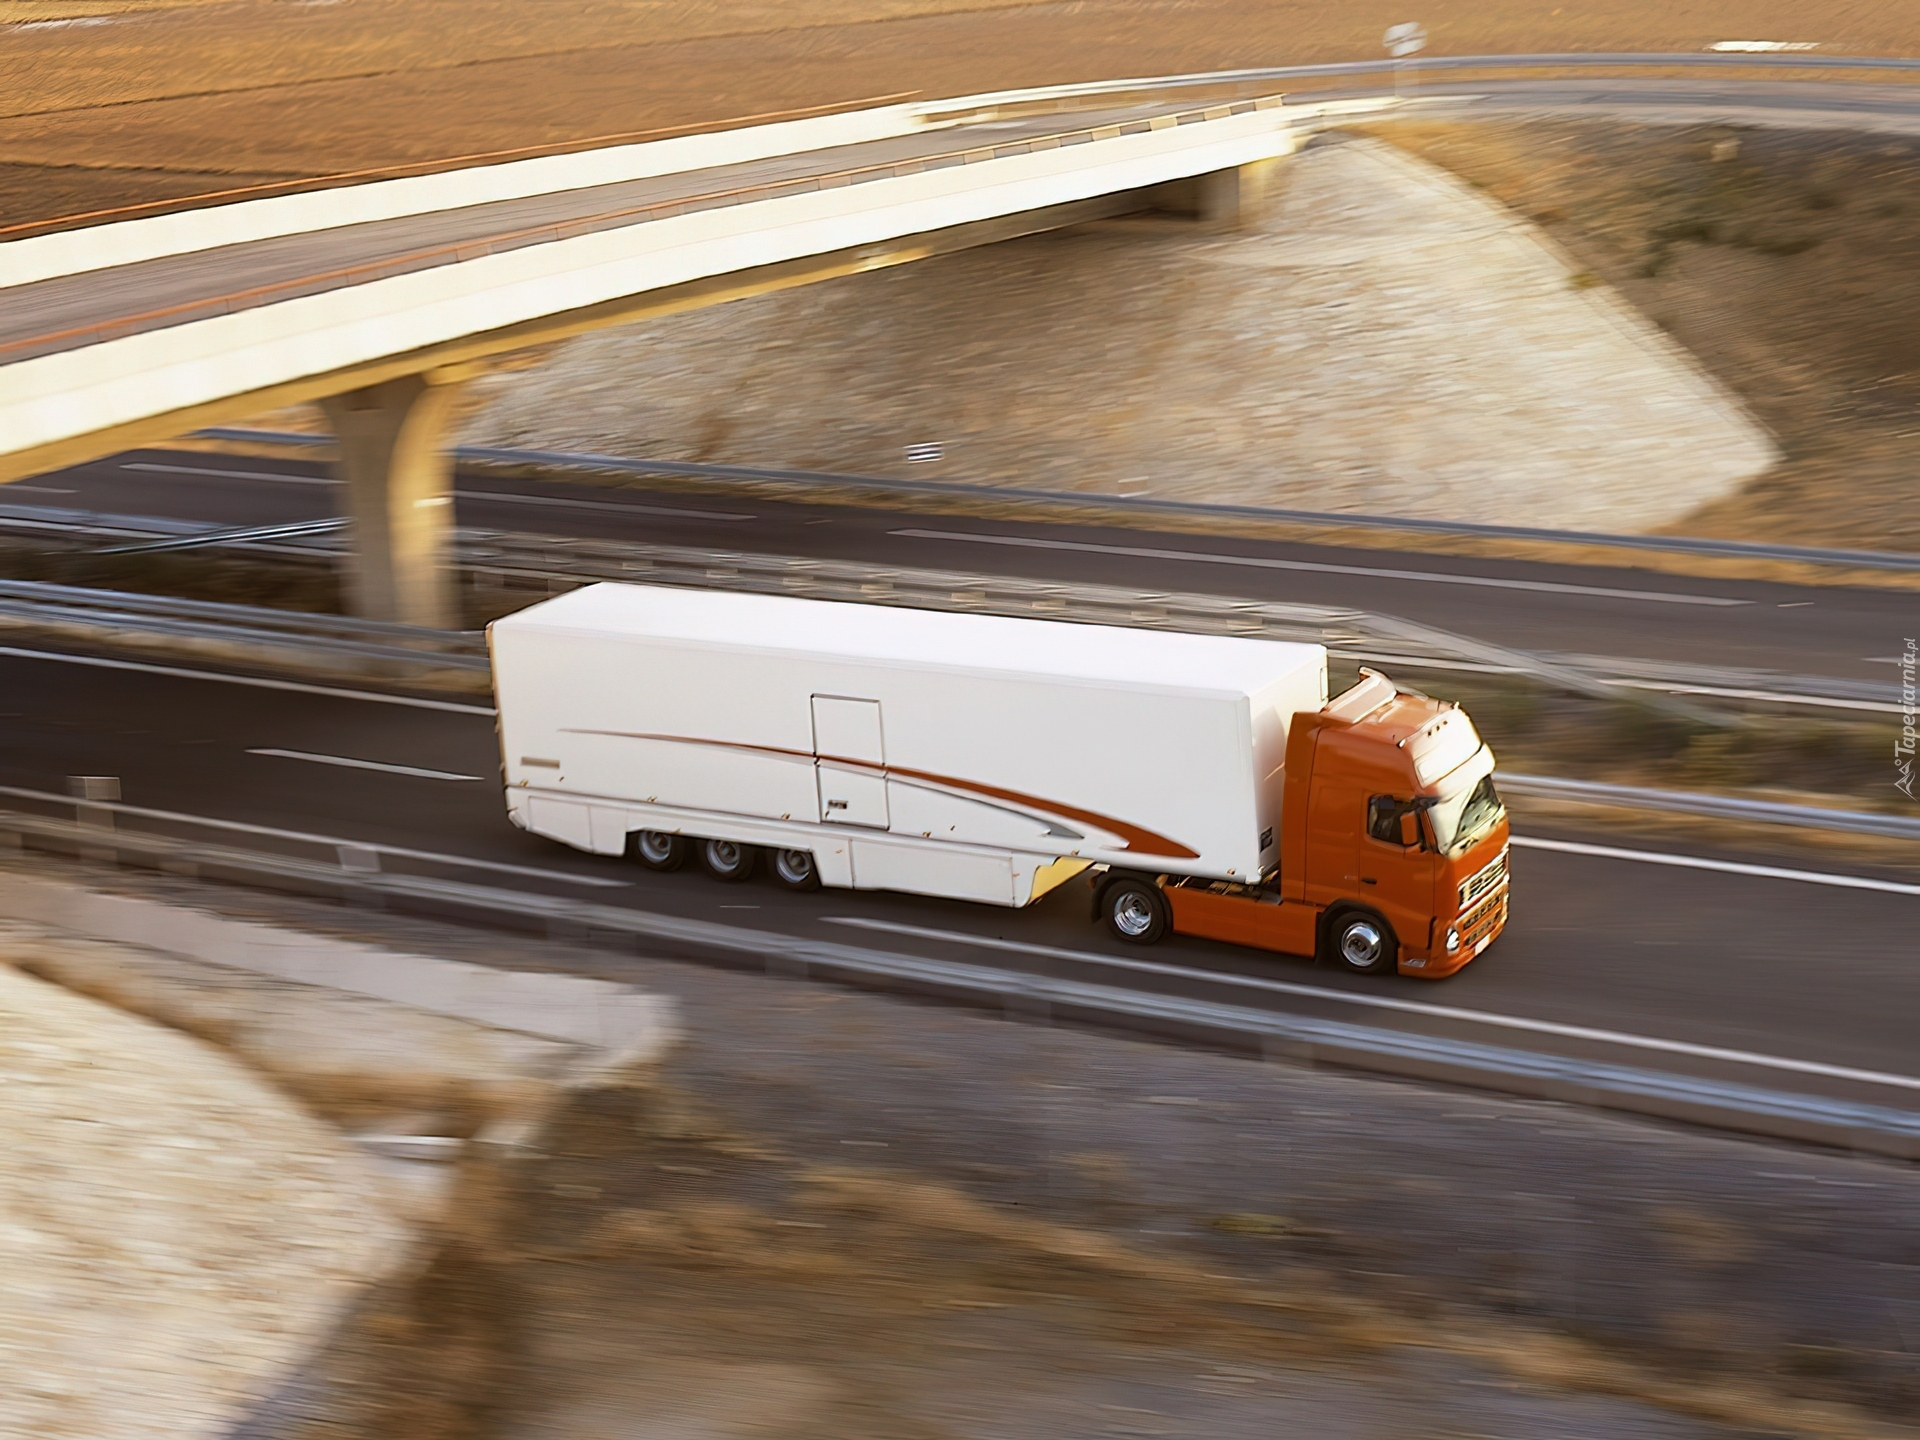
[1498,774,1920,842]
[0,578,488,671]
[0,567,1908,838]
[1,506,1897,713]
[1,799,1913,1160]
[193,427,1920,575]
[459,530,1711,717]
[1058,53,1920,98]
[475,534,1884,726]
[4,505,1897,717]
[1557,653,1896,715]
[98,518,348,554]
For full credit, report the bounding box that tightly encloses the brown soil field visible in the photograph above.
[1370,118,1920,551]
[3,0,1920,229]
[0,0,201,20]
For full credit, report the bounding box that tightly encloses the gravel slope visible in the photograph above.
[467,137,1777,530]
[0,938,405,1440]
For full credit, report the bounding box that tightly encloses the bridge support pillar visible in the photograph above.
[320,369,472,629]
[1148,158,1284,229]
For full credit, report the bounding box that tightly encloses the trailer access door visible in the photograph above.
[812,695,889,828]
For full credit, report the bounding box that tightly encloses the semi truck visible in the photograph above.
[490,583,1509,978]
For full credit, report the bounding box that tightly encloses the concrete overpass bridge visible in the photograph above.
[0,81,1309,624]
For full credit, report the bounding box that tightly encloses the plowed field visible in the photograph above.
[3,0,1918,228]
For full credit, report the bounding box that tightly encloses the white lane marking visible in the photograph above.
[123,461,756,521]
[469,491,754,522]
[822,916,1920,1092]
[247,748,483,781]
[123,462,333,485]
[6,484,75,493]
[0,783,626,888]
[1511,835,1920,896]
[890,528,1751,607]
[0,647,496,715]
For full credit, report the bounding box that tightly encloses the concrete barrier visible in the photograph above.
[0,870,674,1062]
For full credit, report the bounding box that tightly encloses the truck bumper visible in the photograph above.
[1399,891,1508,979]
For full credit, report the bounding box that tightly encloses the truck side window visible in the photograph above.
[1367,795,1415,844]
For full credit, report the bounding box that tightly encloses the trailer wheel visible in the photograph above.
[1325,908,1396,975]
[700,838,759,882]
[632,830,687,872]
[1101,877,1169,945]
[770,848,821,891]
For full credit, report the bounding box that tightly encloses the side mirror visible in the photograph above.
[1398,810,1422,848]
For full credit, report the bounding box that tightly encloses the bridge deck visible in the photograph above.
[0,98,1256,364]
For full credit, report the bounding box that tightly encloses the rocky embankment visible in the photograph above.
[465,135,1777,531]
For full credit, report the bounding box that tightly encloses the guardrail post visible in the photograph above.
[68,775,119,829]
[320,367,479,628]
[336,843,382,873]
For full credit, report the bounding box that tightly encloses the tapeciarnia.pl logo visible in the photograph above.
[1898,637,1917,801]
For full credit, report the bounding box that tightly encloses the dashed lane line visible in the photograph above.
[247,747,483,781]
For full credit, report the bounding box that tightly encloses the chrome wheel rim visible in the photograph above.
[775,849,814,883]
[1339,919,1385,968]
[1112,891,1156,937]
[638,831,675,864]
[707,840,743,872]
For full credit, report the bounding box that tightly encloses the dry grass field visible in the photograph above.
[3,0,1920,228]
[1373,118,1920,551]
[0,0,201,20]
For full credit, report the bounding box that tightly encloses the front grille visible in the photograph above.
[1459,891,1506,945]
[1459,847,1509,910]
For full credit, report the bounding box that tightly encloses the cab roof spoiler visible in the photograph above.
[1321,667,1432,724]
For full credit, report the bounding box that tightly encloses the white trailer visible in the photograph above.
[489,583,1328,906]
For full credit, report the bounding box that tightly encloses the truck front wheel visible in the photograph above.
[700,838,759,882]
[1325,908,1396,975]
[1101,877,1170,945]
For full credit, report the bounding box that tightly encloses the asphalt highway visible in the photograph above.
[5,70,1919,1148]
[3,645,1916,1113]
[13,446,1914,689]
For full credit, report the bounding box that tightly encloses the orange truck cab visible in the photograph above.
[1091,670,1510,979]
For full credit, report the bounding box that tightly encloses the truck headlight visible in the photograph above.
[1445,927,1461,953]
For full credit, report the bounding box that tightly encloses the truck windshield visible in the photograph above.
[1426,772,1504,855]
